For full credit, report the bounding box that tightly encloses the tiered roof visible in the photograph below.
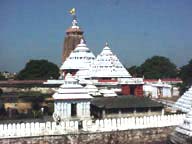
[174,86,192,113]
[60,39,95,71]
[90,43,132,78]
[53,74,92,100]
[175,109,192,136]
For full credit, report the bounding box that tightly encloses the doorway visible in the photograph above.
[71,103,77,117]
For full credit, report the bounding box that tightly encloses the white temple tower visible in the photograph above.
[60,39,95,79]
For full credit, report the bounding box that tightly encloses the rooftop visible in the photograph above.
[91,96,164,109]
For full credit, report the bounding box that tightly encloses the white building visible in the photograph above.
[46,15,144,97]
[143,79,172,98]
[60,38,95,79]
[52,74,93,121]
[90,43,132,79]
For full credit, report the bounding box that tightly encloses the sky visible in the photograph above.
[0,0,192,73]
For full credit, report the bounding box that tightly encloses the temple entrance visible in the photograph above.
[130,85,135,95]
[71,103,77,117]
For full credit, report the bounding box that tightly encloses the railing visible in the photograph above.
[0,114,186,138]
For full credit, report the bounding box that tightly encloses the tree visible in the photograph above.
[127,66,142,77]
[180,59,192,86]
[16,59,60,80]
[140,56,178,79]
[127,56,178,79]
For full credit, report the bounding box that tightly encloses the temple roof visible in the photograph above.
[53,74,93,100]
[60,39,95,70]
[90,43,132,78]
[91,96,163,109]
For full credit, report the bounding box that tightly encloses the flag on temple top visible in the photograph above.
[69,8,76,15]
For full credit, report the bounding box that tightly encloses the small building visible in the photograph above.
[143,79,172,98]
[52,74,93,121]
[91,96,164,119]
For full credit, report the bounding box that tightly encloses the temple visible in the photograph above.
[62,15,84,62]
[53,74,92,121]
[60,39,95,78]
[60,39,144,96]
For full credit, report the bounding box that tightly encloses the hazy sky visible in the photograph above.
[1,0,192,72]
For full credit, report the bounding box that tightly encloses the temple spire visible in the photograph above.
[105,42,109,47]
[69,8,79,29]
[62,8,84,62]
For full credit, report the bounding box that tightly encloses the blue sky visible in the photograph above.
[0,0,192,72]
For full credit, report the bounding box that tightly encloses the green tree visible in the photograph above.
[180,59,192,86]
[127,66,142,77]
[16,59,60,80]
[127,56,178,79]
[140,56,177,79]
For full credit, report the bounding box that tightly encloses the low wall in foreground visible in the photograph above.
[0,127,175,144]
[0,114,185,139]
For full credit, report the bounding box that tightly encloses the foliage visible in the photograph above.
[127,56,178,79]
[127,66,142,77]
[16,59,60,80]
[179,59,192,87]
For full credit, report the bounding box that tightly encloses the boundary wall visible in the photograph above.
[0,114,185,139]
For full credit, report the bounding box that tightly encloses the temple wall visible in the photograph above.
[0,114,185,139]
[54,101,91,119]
[0,127,176,144]
[1,87,55,94]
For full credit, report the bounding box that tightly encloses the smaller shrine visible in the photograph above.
[52,74,93,121]
[60,38,95,79]
[143,79,172,98]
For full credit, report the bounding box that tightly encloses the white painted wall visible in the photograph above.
[0,114,185,138]
[54,101,91,120]
[143,84,172,98]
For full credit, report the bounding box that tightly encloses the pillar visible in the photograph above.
[121,85,130,95]
[134,85,143,97]
[102,110,106,118]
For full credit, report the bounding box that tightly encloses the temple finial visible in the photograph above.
[80,38,85,44]
[69,8,79,28]
[105,42,109,47]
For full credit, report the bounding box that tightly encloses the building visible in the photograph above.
[62,16,84,63]
[52,74,93,121]
[60,40,144,96]
[91,96,164,119]
[60,38,95,78]
[143,79,172,98]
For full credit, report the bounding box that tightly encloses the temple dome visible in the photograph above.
[60,38,95,70]
[53,74,92,100]
[90,42,132,78]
